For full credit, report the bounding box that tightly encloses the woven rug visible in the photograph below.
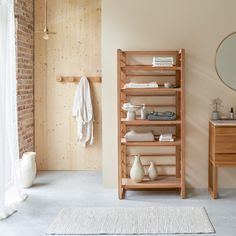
[46,207,215,235]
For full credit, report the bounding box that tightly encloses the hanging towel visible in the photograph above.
[72,76,94,147]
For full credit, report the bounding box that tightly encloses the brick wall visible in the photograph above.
[15,0,34,157]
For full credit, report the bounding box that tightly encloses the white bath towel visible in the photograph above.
[159,133,174,142]
[125,130,155,142]
[124,82,158,89]
[72,76,94,147]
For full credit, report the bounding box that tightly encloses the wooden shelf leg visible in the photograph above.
[176,146,181,178]
[180,147,186,199]
[208,161,218,199]
[208,159,212,193]
[118,187,125,200]
[180,187,186,199]
[212,165,218,199]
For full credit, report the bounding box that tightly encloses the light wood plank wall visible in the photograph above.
[34,0,102,170]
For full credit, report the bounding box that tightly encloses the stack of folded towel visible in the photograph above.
[124,82,158,89]
[147,111,176,121]
[124,130,155,142]
[159,133,174,142]
[152,57,174,67]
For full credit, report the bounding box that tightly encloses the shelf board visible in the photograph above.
[121,87,181,95]
[121,118,181,125]
[122,177,181,189]
[124,51,179,56]
[121,138,181,146]
[123,65,181,71]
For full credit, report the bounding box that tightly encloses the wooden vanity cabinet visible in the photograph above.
[209,120,236,199]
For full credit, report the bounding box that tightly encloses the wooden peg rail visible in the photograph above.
[56,76,102,83]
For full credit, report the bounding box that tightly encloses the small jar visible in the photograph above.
[164,82,171,88]
[212,111,220,120]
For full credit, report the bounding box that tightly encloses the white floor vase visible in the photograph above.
[20,152,36,188]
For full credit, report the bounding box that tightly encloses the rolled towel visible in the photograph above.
[125,130,155,142]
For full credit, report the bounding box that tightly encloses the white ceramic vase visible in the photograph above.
[148,161,158,180]
[130,155,145,183]
[20,152,37,188]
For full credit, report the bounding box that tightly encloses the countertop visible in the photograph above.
[210,119,236,126]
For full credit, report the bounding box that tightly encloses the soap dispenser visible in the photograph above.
[230,107,234,119]
[141,104,146,120]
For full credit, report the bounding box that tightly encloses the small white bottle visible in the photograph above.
[141,104,146,120]
[230,107,234,119]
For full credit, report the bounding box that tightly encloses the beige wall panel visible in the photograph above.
[35,0,102,170]
[102,0,236,188]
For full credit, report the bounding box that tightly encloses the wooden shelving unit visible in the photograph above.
[117,49,185,199]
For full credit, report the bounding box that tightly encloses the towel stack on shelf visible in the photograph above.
[152,57,174,67]
[159,133,174,142]
[124,82,158,89]
[124,130,155,142]
[147,111,176,121]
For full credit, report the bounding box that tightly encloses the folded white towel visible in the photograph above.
[124,82,158,89]
[125,130,155,142]
[159,133,174,142]
[152,64,173,67]
[152,57,174,62]
[152,62,174,66]
[152,57,174,67]
[160,133,173,138]
[159,138,174,142]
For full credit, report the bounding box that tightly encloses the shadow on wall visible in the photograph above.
[185,53,236,188]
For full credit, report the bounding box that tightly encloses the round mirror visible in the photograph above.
[215,32,236,90]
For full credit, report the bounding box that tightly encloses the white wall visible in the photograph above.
[102,0,236,188]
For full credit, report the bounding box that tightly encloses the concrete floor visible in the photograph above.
[0,171,236,236]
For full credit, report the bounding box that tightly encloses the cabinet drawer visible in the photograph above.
[215,127,236,135]
[215,135,236,153]
[215,154,236,164]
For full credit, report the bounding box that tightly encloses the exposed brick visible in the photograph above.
[15,0,34,157]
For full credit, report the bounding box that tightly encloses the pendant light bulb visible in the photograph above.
[43,0,49,41]
[43,33,49,40]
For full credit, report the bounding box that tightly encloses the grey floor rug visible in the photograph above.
[46,207,215,235]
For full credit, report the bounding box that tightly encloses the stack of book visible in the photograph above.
[152,57,174,67]
[159,133,174,142]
